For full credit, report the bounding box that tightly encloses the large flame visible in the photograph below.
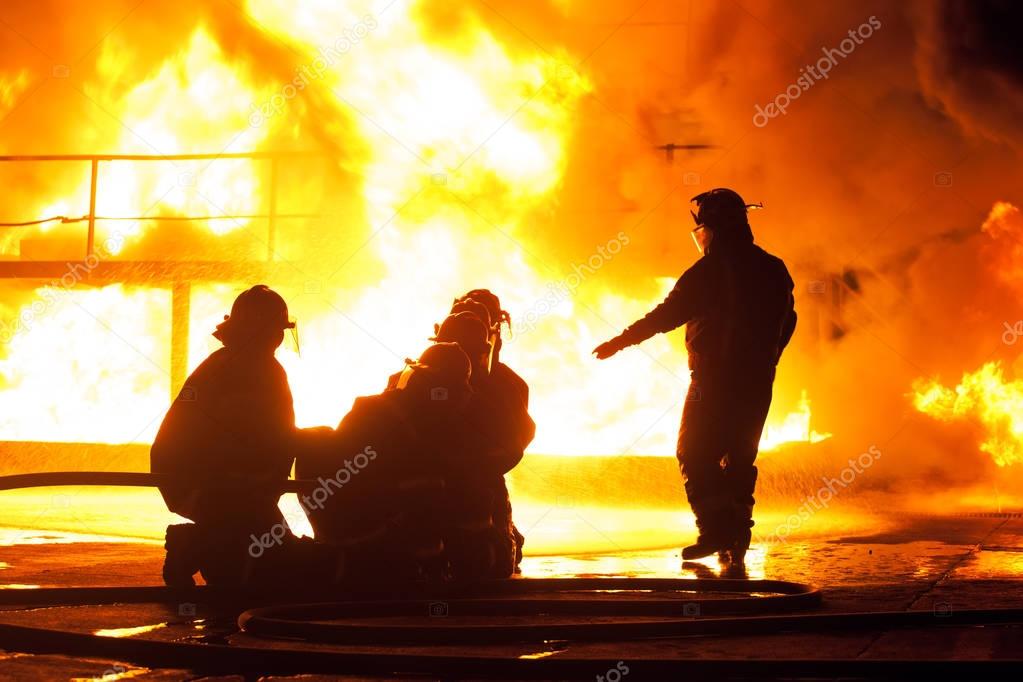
[0,2,827,457]
[0,70,30,115]
[760,390,831,452]
[39,28,274,248]
[913,362,1023,468]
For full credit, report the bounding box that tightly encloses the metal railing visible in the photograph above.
[0,151,323,260]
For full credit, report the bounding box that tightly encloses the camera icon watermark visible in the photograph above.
[807,279,828,295]
[934,171,952,187]
[682,171,701,186]
[428,601,449,617]
[178,385,198,402]
[430,387,448,401]
[178,602,197,617]
[52,64,71,78]
[682,602,700,617]
[933,602,952,617]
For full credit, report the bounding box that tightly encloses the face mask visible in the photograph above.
[691,225,712,255]
[285,321,300,356]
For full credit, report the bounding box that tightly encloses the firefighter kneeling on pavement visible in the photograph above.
[151,285,321,587]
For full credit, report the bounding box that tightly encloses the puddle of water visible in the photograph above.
[70,664,151,681]
[0,527,161,547]
[518,640,568,659]
[93,623,167,638]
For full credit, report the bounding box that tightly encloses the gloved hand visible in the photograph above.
[592,335,628,360]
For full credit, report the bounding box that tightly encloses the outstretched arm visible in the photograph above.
[593,270,700,359]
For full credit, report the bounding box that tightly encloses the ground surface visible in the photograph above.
[0,511,1021,680]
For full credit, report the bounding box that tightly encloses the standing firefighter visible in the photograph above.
[593,189,796,564]
[151,285,298,586]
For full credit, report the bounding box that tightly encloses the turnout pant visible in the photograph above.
[676,368,774,545]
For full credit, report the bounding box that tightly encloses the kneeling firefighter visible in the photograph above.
[593,189,796,564]
[151,285,301,586]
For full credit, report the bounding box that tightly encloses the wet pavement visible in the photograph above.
[0,511,1021,679]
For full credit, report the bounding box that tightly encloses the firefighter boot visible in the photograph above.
[162,523,201,588]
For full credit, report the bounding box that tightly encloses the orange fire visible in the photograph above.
[0,2,827,457]
[913,362,1023,468]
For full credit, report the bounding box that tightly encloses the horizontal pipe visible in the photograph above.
[0,260,291,282]
[0,595,1021,677]
[0,471,312,494]
[0,152,321,162]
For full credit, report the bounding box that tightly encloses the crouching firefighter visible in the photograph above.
[299,342,474,582]
[451,289,534,573]
[151,285,300,587]
[429,311,534,578]
[592,189,796,564]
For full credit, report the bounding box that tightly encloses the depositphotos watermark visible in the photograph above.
[517,231,631,334]
[753,15,882,127]
[1002,320,1023,345]
[0,229,127,345]
[249,445,377,558]
[596,661,630,682]
[98,664,129,679]
[765,445,881,544]
[248,14,378,128]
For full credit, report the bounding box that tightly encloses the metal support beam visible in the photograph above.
[170,282,191,401]
[86,159,98,259]
[267,157,279,261]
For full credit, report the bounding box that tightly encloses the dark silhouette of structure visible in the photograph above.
[594,188,796,564]
[151,285,299,586]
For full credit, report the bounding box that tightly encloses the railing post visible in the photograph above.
[267,156,279,261]
[87,158,98,259]
[170,281,191,401]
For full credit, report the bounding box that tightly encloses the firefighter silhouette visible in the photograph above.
[378,291,534,577]
[593,189,796,564]
[299,342,474,581]
[151,285,299,586]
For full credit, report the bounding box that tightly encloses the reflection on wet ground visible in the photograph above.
[0,488,889,554]
[1,508,1022,581]
[0,510,1020,676]
[522,547,767,579]
[1,508,1020,589]
[94,623,167,638]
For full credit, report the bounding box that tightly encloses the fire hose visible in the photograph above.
[1,472,1022,678]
